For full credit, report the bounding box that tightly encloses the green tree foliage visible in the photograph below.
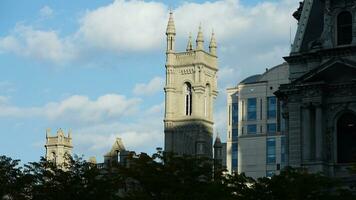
[0,153,355,200]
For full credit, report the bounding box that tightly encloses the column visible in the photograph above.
[302,105,311,162]
[315,104,323,161]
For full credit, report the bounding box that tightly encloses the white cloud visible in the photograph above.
[133,76,164,96]
[77,0,167,52]
[40,6,53,18]
[0,24,76,63]
[0,0,297,67]
[0,94,141,124]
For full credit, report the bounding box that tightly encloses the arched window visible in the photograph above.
[337,11,353,45]
[184,83,192,116]
[337,112,356,163]
[52,152,57,163]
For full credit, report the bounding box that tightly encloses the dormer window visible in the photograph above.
[337,11,353,46]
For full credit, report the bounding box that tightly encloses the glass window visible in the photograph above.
[232,159,238,171]
[247,124,257,134]
[184,83,192,116]
[232,128,238,141]
[232,142,238,171]
[337,11,352,45]
[232,103,238,125]
[247,98,257,120]
[267,123,277,135]
[281,136,286,164]
[267,138,276,164]
[267,96,277,119]
[266,170,275,178]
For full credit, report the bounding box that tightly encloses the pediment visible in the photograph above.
[294,58,356,84]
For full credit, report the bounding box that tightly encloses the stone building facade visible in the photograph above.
[164,12,218,158]
[276,0,356,177]
[45,128,73,165]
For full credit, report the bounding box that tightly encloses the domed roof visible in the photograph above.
[240,74,262,84]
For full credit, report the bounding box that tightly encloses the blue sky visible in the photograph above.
[0,0,297,163]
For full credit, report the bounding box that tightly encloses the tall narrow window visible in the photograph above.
[337,11,353,45]
[267,138,276,164]
[267,96,277,119]
[184,83,192,116]
[247,98,257,120]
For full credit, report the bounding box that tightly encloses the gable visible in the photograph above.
[294,58,356,84]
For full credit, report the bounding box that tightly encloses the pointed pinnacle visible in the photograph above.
[166,11,176,35]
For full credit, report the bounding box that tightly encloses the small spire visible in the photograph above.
[166,11,176,35]
[46,128,51,138]
[196,23,204,50]
[209,29,217,55]
[68,128,72,138]
[186,33,193,51]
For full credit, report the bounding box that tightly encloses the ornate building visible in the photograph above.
[45,128,73,165]
[276,0,356,177]
[164,12,218,158]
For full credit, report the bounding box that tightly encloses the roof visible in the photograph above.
[239,74,262,84]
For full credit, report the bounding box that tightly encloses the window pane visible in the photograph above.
[247,124,257,134]
[266,170,275,178]
[232,128,238,141]
[281,136,286,164]
[267,96,276,119]
[247,98,257,120]
[267,138,276,164]
[232,103,238,125]
[267,123,276,135]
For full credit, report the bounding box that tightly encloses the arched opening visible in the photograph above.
[184,83,192,116]
[52,152,56,163]
[337,11,353,45]
[337,112,356,163]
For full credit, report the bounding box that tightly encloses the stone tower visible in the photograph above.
[45,128,73,165]
[164,12,218,158]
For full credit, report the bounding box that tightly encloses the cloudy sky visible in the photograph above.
[0,0,298,163]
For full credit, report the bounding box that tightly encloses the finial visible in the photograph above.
[46,128,51,138]
[209,29,217,55]
[186,32,193,51]
[68,128,72,138]
[196,23,204,50]
[166,10,176,35]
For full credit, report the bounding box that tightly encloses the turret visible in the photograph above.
[209,30,217,56]
[166,11,176,53]
[196,24,204,50]
[186,33,193,51]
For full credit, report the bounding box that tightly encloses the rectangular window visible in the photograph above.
[266,170,275,178]
[267,96,277,119]
[232,159,238,171]
[247,98,257,120]
[232,142,238,171]
[228,105,231,126]
[232,128,238,141]
[267,138,276,164]
[260,99,263,120]
[247,124,257,134]
[267,123,277,135]
[232,103,238,126]
[281,136,286,164]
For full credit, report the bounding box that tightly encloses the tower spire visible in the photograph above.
[196,23,204,50]
[166,11,176,52]
[209,30,217,56]
[186,32,193,51]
